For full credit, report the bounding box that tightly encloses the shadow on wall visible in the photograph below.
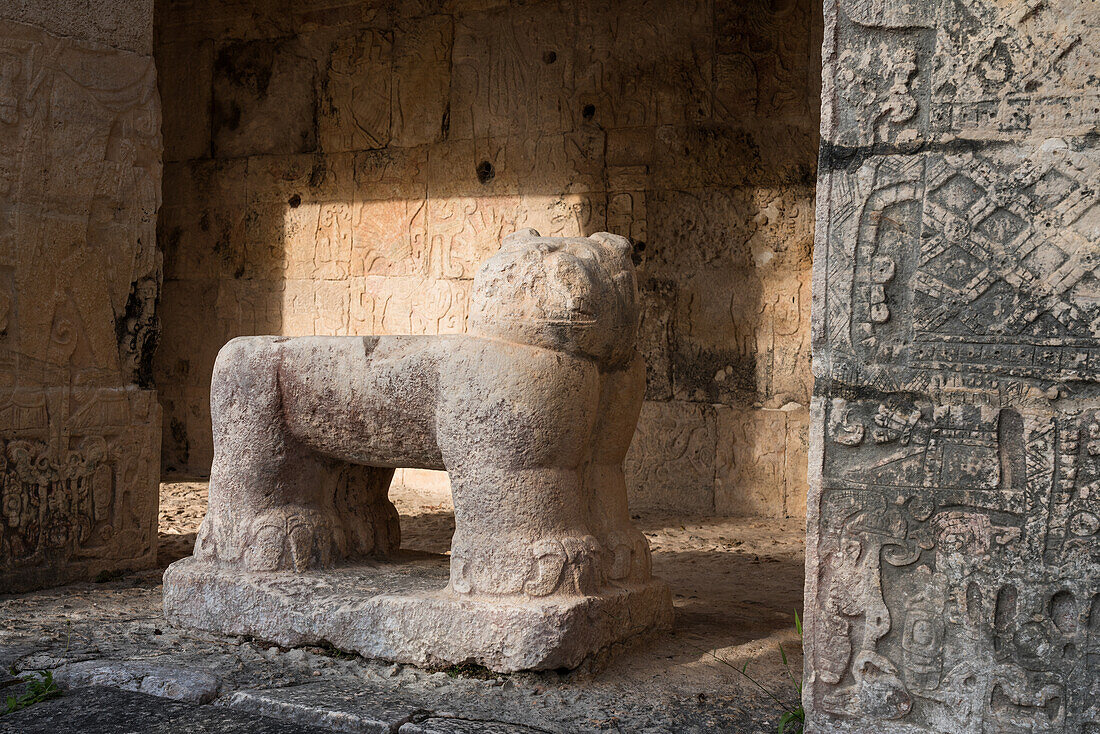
[153,0,822,518]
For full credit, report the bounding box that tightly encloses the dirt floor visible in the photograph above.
[1,480,807,733]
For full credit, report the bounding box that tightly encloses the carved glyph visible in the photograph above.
[807,0,1098,729]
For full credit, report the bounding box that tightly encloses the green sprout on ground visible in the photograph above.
[704,610,805,733]
[3,671,61,715]
[441,661,496,679]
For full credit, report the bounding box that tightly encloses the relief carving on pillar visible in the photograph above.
[0,20,161,390]
[0,388,160,591]
[0,18,161,592]
[809,0,1098,729]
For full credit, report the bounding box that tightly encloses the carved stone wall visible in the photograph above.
[0,3,162,592]
[154,0,822,518]
[805,0,1099,730]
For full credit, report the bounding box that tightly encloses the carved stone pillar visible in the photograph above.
[804,0,1099,731]
[0,1,162,593]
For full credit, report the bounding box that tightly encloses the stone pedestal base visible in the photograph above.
[163,553,673,673]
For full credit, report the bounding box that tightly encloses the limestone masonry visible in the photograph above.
[153,0,823,519]
[0,2,162,593]
[164,230,673,671]
[803,0,1100,730]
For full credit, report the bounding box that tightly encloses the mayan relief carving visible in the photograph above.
[0,14,161,592]
[0,387,161,592]
[154,0,822,518]
[0,22,160,388]
[164,231,672,671]
[806,0,1098,730]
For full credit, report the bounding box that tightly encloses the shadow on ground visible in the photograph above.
[0,481,807,733]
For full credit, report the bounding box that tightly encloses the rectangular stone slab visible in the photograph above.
[163,553,672,673]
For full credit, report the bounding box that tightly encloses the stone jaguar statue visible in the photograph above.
[193,229,654,598]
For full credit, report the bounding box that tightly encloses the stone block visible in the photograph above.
[219,680,556,734]
[715,407,788,518]
[449,3,576,139]
[225,682,422,734]
[319,30,393,153]
[158,40,214,162]
[714,0,819,122]
[668,265,763,405]
[52,661,220,704]
[401,720,535,734]
[165,555,672,673]
[212,38,318,158]
[572,0,712,130]
[391,15,452,147]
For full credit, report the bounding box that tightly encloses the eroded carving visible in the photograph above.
[809,0,1098,729]
[165,231,672,671]
[0,16,161,592]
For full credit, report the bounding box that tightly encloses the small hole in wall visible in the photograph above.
[288,194,302,208]
[543,50,557,64]
[582,104,596,120]
[476,160,495,184]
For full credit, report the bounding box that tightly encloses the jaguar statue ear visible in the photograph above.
[589,231,632,257]
[501,228,540,251]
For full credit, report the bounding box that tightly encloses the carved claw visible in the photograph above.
[524,535,601,596]
[525,539,567,596]
[247,522,289,571]
[608,543,633,580]
[242,508,336,572]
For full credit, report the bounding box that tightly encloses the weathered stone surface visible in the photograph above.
[52,660,220,704]
[715,404,811,518]
[0,687,332,734]
[400,720,540,734]
[0,0,154,54]
[153,0,823,519]
[165,554,671,673]
[225,679,566,733]
[165,231,672,671]
[5,482,807,734]
[225,682,427,734]
[804,0,1099,731]
[625,401,717,514]
[0,6,162,592]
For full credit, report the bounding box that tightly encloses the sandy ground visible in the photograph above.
[2,480,807,733]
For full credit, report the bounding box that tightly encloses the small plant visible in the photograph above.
[3,671,61,715]
[704,610,805,733]
[441,661,496,679]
